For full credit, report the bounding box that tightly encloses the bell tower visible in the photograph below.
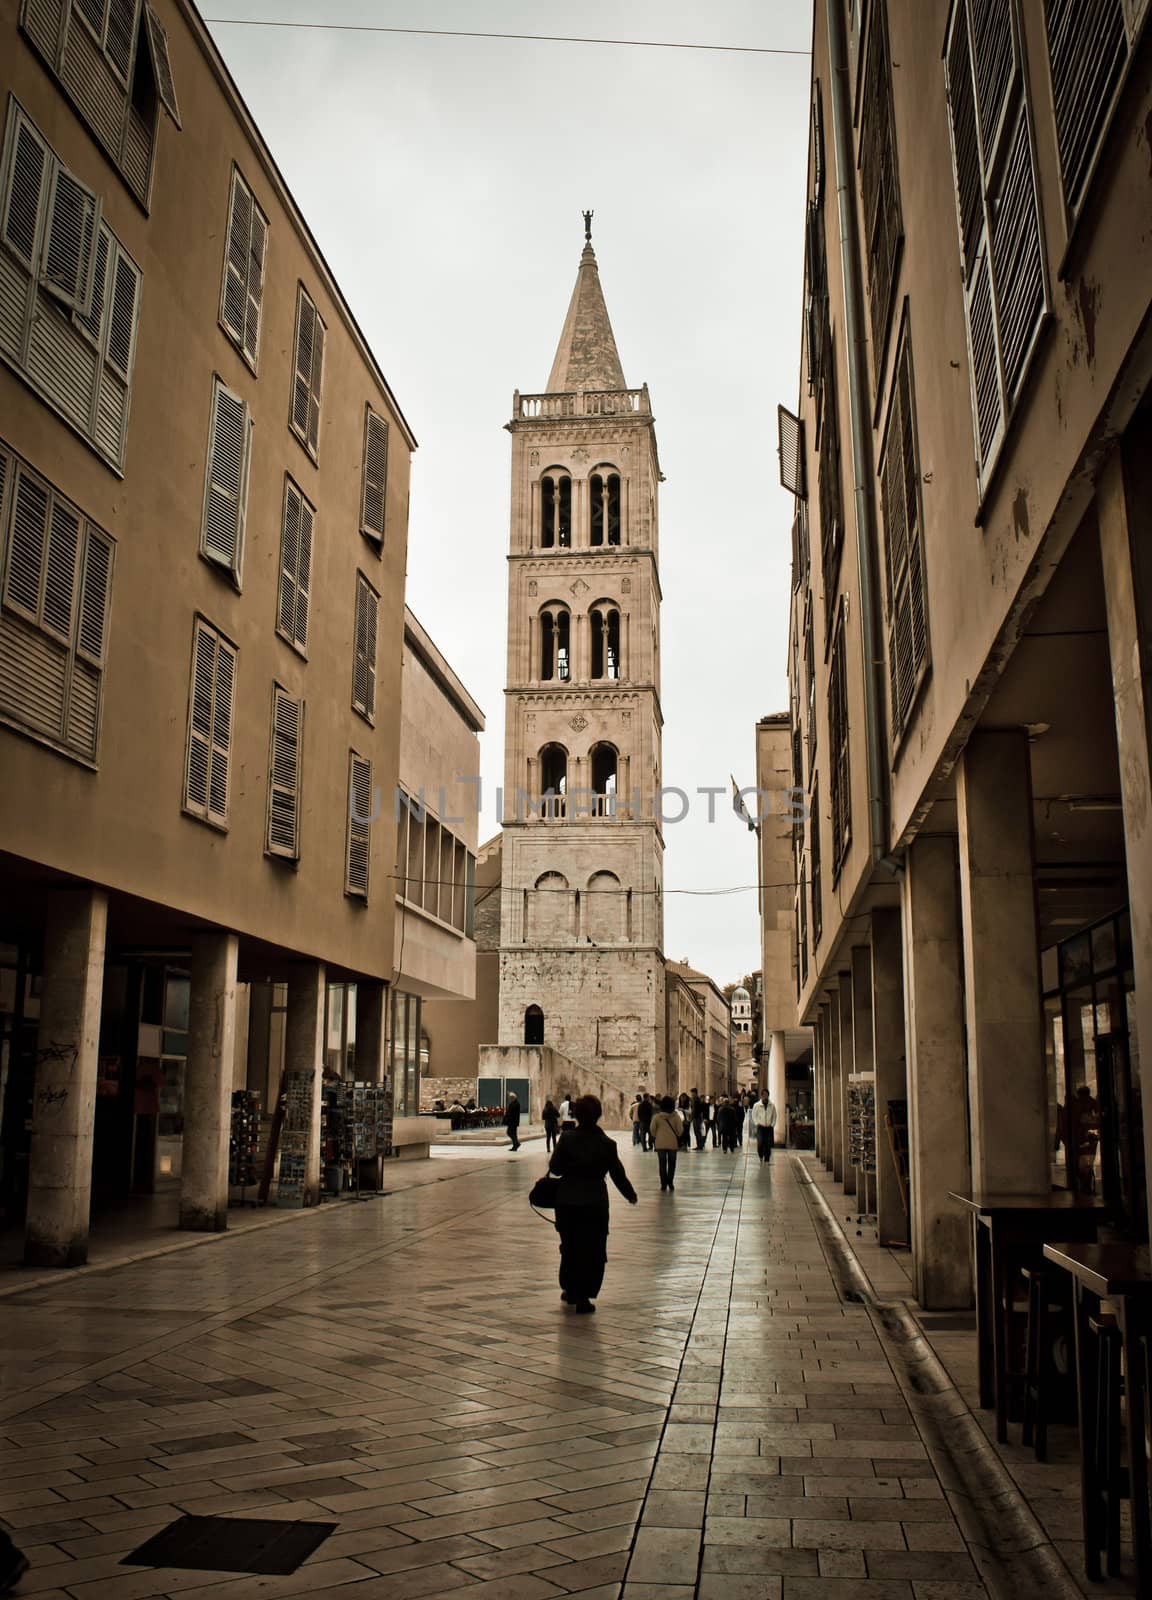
[496,221,667,1093]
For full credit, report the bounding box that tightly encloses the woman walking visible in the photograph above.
[547,1095,638,1313]
[676,1092,692,1150]
[650,1096,685,1192]
[542,1098,561,1152]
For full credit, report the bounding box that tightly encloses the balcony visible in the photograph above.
[514,387,650,420]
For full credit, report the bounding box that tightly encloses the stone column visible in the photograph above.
[957,730,1048,1194]
[180,932,239,1232]
[902,835,971,1308]
[820,1004,835,1170]
[838,975,856,1196]
[285,962,325,1206]
[1098,441,1152,1242]
[851,946,874,1208]
[826,990,844,1183]
[25,889,108,1268]
[814,1006,826,1163]
[870,908,909,1247]
[356,981,387,1084]
[767,1029,787,1145]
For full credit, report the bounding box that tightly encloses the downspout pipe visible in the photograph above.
[826,0,888,867]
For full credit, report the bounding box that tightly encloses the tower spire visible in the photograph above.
[546,220,626,393]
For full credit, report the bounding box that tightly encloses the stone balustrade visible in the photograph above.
[514,387,649,419]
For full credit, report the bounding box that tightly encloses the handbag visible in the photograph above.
[529,1173,562,1210]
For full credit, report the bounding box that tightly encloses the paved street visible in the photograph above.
[0,1143,988,1600]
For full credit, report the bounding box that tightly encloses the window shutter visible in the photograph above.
[75,226,109,346]
[20,0,68,66]
[186,621,215,814]
[104,0,138,82]
[221,172,251,347]
[360,408,388,539]
[947,9,984,283]
[208,635,234,824]
[346,752,372,898]
[267,686,302,858]
[143,3,181,124]
[292,288,324,454]
[277,479,312,651]
[77,525,113,664]
[352,575,378,719]
[306,316,324,454]
[202,379,250,580]
[41,161,101,315]
[103,245,139,381]
[990,105,1045,400]
[244,207,266,365]
[969,0,1015,162]
[777,405,805,498]
[43,497,81,643]
[2,114,49,272]
[295,495,313,649]
[1044,0,1128,217]
[74,0,104,34]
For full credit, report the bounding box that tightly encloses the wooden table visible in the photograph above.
[1043,1242,1152,1586]
[949,1191,1111,1443]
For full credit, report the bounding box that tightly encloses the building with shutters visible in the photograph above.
[780,0,1152,1293]
[0,0,426,1265]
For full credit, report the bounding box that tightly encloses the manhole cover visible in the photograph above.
[123,1516,336,1574]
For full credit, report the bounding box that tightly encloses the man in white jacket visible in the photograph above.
[750,1090,778,1165]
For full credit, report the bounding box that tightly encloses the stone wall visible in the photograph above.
[420,1075,475,1110]
[478,1043,631,1130]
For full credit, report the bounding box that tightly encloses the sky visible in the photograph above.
[204,1,811,986]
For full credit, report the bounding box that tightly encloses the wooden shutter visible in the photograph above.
[103,243,139,381]
[881,333,929,743]
[969,0,1015,163]
[104,0,138,82]
[1,112,49,272]
[277,479,312,652]
[184,620,235,825]
[221,170,266,367]
[360,408,388,539]
[43,496,81,643]
[267,685,302,859]
[202,379,250,580]
[352,575,378,720]
[291,288,325,455]
[3,467,49,622]
[143,3,181,124]
[41,160,101,314]
[1044,0,1128,217]
[76,524,113,664]
[346,751,372,898]
[990,103,1045,400]
[20,0,68,66]
[75,225,109,346]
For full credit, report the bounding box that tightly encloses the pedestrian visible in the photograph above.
[637,1092,655,1151]
[676,1092,692,1149]
[650,1096,685,1192]
[559,1094,573,1129]
[717,1097,739,1153]
[548,1094,638,1313]
[692,1090,707,1150]
[707,1095,719,1147]
[542,1098,561,1152]
[628,1092,644,1147]
[751,1088,778,1165]
[504,1091,522,1152]
[0,1530,28,1595]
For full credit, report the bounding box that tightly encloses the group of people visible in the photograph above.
[628,1087,771,1157]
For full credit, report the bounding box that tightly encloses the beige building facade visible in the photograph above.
[0,0,475,1261]
[782,0,1152,1294]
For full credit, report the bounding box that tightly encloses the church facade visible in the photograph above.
[487,226,669,1106]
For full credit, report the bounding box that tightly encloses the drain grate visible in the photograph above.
[123,1515,336,1575]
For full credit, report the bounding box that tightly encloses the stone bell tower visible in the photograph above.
[495,218,667,1094]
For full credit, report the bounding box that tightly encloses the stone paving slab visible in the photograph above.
[0,1145,1002,1597]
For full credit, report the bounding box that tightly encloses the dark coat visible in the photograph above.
[542,1106,560,1130]
[548,1126,638,1209]
[504,1100,522,1129]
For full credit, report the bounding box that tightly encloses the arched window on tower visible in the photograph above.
[590,743,618,817]
[540,469,572,548]
[590,602,621,680]
[539,604,570,681]
[589,468,622,547]
[524,1004,544,1045]
[539,743,567,819]
[530,871,571,940]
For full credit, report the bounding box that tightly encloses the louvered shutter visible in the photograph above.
[208,635,234,824]
[74,0,104,34]
[244,207,266,365]
[144,4,181,124]
[221,172,251,347]
[306,316,324,454]
[346,752,372,898]
[277,480,300,640]
[41,161,101,314]
[777,405,805,498]
[43,497,81,643]
[77,525,113,664]
[202,380,250,579]
[103,245,139,381]
[20,0,68,66]
[267,687,302,858]
[76,226,109,346]
[4,468,48,621]
[361,409,388,539]
[104,0,138,82]
[2,114,49,272]
[969,0,1015,162]
[292,289,324,453]
[990,105,1044,400]
[352,576,378,719]
[185,621,215,813]
[1044,0,1128,217]
[295,496,313,649]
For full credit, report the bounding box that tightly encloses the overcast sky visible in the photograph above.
[205,1,811,987]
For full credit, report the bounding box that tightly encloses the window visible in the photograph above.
[778,406,806,498]
[0,442,114,762]
[266,684,302,860]
[539,602,570,681]
[590,602,620,680]
[944,0,1047,478]
[1043,0,1144,226]
[538,744,567,819]
[184,617,236,828]
[19,1,180,209]
[818,341,844,637]
[539,469,571,548]
[858,0,903,369]
[346,750,372,899]
[524,1005,544,1045]
[0,101,141,470]
[290,285,325,458]
[798,865,809,988]
[828,611,851,875]
[880,320,929,744]
[589,469,621,546]
[200,378,251,584]
[219,167,267,370]
[810,778,822,949]
[352,573,378,721]
[360,406,388,543]
[803,597,816,758]
[276,478,313,655]
[393,788,476,931]
[792,499,810,591]
[590,743,618,815]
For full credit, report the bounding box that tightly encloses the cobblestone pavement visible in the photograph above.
[0,1142,990,1599]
